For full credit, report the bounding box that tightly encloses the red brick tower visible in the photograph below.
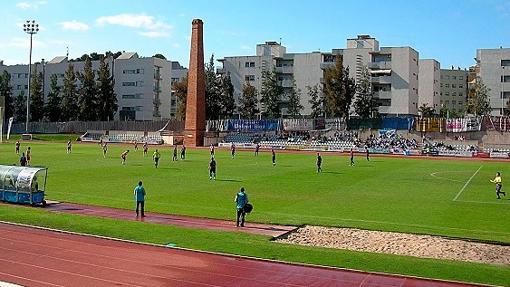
[184,19,205,147]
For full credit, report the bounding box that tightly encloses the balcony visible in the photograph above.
[371,75,392,84]
[369,61,392,70]
[374,90,392,99]
[275,66,293,74]
[320,62,335,70]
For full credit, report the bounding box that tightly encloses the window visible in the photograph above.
[250,62,255,68]
[459,76,464,80]
[440,83,443,88]
[122,82,136,86]
[501,60,510,66]
[502,92,510,99]
[244,75,255,81]
[502,75,510,82]
[137,81,144,87]
[459,93,464,98]
[122,94,143,99]
[171,77,180,83]
[452,76,457,80]
[25,85,28,89]
[459,84,464,89]
[245,62,251,68]
[445,84,450,88]
[17,85,22,90]
[137,68,144,74]
[451,84,456,88]
[123,69,136,74]
[445,92,450,96]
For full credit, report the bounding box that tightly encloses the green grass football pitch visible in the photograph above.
[1,141,509,243]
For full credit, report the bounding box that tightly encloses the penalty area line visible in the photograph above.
[452,165,483,201]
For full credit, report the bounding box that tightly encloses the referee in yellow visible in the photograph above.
[490,172,506,199]
[152,149,161,168]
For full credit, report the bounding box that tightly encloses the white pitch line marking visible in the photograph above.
[429,171,465,183]
[453,165,483,201]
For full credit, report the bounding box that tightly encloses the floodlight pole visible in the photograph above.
[23,20,39,133]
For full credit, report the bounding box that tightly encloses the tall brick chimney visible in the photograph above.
[184,19,205,147]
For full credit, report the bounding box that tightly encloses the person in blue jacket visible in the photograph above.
[134,181,146,217]
[234,187,249,227]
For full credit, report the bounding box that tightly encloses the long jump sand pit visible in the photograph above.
[276,226,510,265]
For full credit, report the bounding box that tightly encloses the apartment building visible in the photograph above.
[418,59,440,113]
[219,36,426,117]
[476,48,510,115]
[440,68,468,113]
[0,53,187,121]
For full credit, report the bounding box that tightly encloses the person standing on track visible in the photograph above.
[255,143,260,156]
[349,148,355,166]
[231,144,236,159]
[143,142,149,157]
[67,139,72,154]
[15,141,20,155]
[152,149,161,168]
[134,181,146,217]
[121,150,130,165]
[271,148,276,166]
[317,152,322,173]
[209,156,217,180]
[234,187,249,227]
[490,172,506,199]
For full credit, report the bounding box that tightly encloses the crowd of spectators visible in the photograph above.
[362,132,418,151]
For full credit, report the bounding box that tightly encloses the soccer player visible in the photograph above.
[134,141,138,151]
[317,152,322,173]
[209,156,217,180]
[143,142,149,157]
[26,147,32,166]
[172,145,178,161]
[365,146,370,161]
[152,149,161,168]
[15,141,20,155]
[490,172,506,199]
[19,152,27,167]
[180,145,186,160]
[102,142,108,158]
[121,150,130,165]
[255,143,260,156]
[231,144,236,159]
[271,148,276,166]
[210,144,215,156]
[67,140,72,154]
[349,148,355,166]
[234,187,249,227]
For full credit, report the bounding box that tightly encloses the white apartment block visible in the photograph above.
[219,35,428,117]
[418,59,440,113]
[476,48,510,115]
[0,53,187,121]
[440,68,468,113]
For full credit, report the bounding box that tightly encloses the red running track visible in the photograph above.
[0,223,483,287]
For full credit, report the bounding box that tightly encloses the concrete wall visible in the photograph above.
[418,59,440,113]
[440,68,468,112]
[476,48,510,115]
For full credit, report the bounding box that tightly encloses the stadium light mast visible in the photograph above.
[23,20,39,133]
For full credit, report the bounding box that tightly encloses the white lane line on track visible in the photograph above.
[0,274,61,287]
[453,165,483,201]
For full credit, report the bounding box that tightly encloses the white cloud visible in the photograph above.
[60,21,90,31]
[15,0,46,9]
[96,14,172,30]
[138,31,169,38]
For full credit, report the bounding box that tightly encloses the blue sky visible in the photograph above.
[1,0,509,69]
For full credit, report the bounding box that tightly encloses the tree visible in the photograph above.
[323,56,356,118]
[77,56,98,120]
[29,69,45,122]
[45,74,61,122]
[0,71,14,120]
[97,56,117,120]
[307,84,323,118]
[286,79,303,117]
[353,66,378,119]
[172,76,188,121]
[418,103,435,117]
[153,53,166,60]
[205,54,221,119]
[260,69,284,118]
[62,63,79,121]
[219,72,236,118]
[467,77,491,116]
[239,81,259,119]
[13,91,26,123]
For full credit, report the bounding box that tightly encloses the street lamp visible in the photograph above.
[23,20,39,133]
